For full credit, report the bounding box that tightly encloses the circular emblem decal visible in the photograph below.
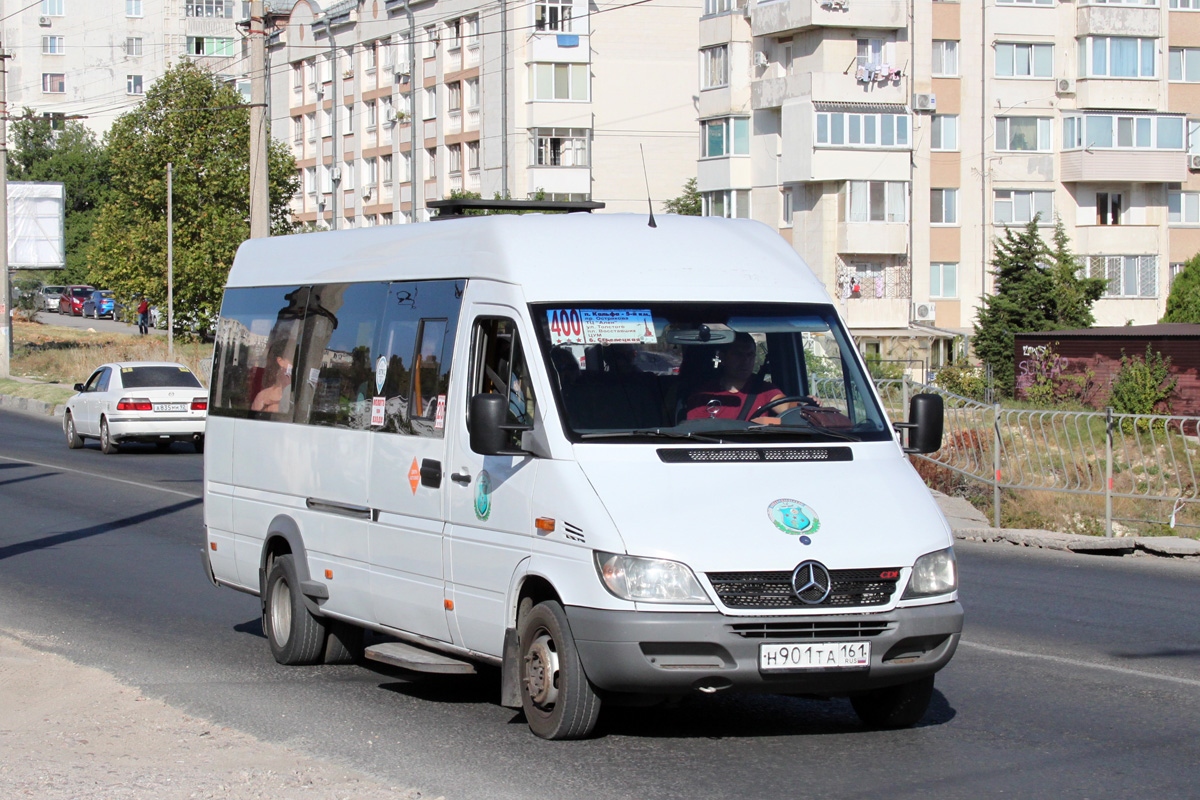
[375,356,388,394]
[767,499,820,537]
[474,470,492,521]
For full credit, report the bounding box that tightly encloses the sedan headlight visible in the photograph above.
[902,547,958,599]
[594,552,711,604]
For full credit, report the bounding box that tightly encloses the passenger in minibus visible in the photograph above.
[251,341,294,414]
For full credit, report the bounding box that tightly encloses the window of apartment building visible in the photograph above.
[42,0,63,15]
[400,151,412,183]
[858,38,886,70]
[42,36,64,55]
[342,159,355,190]
[816,112,910,148]
[705,0,734,15]
[187,37,234,57]
[448,82,463,113]
[448,144,463,175]
[1169,48,1200,82]
[382,155,393,185]
[930,263,958,299]
[701,46,729,89]
[702,117,750,158]
[1096,191,1124,225]
[703,190,751,218]
[292,116,303,145]
[395,34,411,70]
[931,188,958,225]
[843,181,908,223]
[293,63,304,92]
[1085,255,1157,297]
[366,99,378,130]
[187,0,235,16]
[344,103,354,135]
[364,157,378,188]
[530,63,589,101]
[1064,113,1184,150]
[427,147,437,176]
[446,18,463,50]
[532,128,589,166]
[995,43,1053,78]
[535,0,573,32]
[466,77,480,108]
[995,116,1052,151]
[424,26,438,59]
[1171,0,1200,7]
[465,16,480,47]
[42,73,65,93]
[994,189,1053,225]
[931,115,958,151]
[1086,0,1159,6]
[365,41,378,72]
[306,112,316,141]
[320,164,333,194]
[1079,36,1156,78]
[305,166,317,196]
[1168,191,1200,224]
[932,41,959,77]
[781,186,795,227]
[1170,262,1188,287]
[126,37,143,56]
[468,141,480,171]
[321,107,333,138]
[127,0,142,17]
[424,87,437,119]
[127,75,143,95]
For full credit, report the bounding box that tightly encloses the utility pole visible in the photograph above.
[0,44,10,379]
[167,163,174,361]
[249,0,270,238]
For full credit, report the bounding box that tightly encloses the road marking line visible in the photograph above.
[960,640,1200,688]
[0,454,200,500]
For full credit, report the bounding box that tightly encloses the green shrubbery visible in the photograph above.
[1108,345,1176,417]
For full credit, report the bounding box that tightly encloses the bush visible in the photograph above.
[1108,345,1176,417]
[934,364,987,401]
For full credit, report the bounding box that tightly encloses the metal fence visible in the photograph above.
[876,379,1200,536]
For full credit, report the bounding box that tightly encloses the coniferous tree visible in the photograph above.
[1162,253,1200,323]
[1046,219,1106,330]
[662,178,701,215]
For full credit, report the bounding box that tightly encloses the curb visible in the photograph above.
[953,527,1200,558]
[0,394,65,418]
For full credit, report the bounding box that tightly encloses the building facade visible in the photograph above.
[267,0,703,228]
[698,0,1200,369]
[3,0,248,135]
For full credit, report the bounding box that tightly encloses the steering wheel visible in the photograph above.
[753,395,819,418]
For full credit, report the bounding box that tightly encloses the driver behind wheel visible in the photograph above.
[684,332,792,424]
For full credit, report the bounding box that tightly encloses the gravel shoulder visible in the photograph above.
[0,630,431,800]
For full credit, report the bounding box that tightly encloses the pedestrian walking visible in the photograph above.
[137,298,149,335]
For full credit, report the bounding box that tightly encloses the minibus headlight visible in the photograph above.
[902,547,958,599]
[594,552,711,604]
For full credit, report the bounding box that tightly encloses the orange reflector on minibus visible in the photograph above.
[535,517,556,532]
[210,542,217,551]
[444,599,454,611]
[325,569,333,579]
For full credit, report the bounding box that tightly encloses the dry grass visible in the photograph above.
[12,319,212,388]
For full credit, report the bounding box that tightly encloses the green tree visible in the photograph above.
[662,177,701,215]
[88,62,298,337]
[7,110,110,281]
[1045,218,1106,329]
[1162,253,1200,323]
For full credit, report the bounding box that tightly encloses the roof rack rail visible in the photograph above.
[426,198,606,220]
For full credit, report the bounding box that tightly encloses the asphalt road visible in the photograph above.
[34,309,165,336]
[0,408,1197,799]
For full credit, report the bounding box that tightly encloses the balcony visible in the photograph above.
[1076,78,1162,111]
[837,222,908,255]
[1073,224,1161,255]
[1076,5,1159,37]
[1060,150,1185,183]
[782,144,910,183]
[753,70,906,110]
[752,0,905,38]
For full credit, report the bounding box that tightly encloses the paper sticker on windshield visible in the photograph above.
[547,308,656,346]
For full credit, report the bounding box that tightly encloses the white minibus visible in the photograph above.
[203,213,961,739]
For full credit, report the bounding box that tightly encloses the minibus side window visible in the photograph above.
[211,286,307,421]
[469,317,536,449]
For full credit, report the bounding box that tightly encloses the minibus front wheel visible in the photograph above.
[264,554,326,666]
[518,601,602,740]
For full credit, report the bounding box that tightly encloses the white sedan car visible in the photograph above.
[63,362,208,454]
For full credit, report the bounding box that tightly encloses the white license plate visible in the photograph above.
[154,403,188,413]
[759,641,871,671]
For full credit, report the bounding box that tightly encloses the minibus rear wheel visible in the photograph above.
[518,600,602,740]
[850,675,935,729]
[264,554,326,666]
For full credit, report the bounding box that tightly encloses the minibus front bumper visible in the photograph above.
[567,601,963,696]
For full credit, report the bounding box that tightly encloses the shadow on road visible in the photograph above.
[0,496,202,561]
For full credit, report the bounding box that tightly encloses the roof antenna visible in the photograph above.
[639,144,657,228]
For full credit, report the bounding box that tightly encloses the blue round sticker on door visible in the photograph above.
[767,499,820,537]
[474,470,492,521]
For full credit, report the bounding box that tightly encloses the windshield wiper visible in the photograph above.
[703,424,863,443]
[578,428,724,443]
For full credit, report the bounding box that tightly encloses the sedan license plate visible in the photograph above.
[759,641,870,671]
[154,403,188,413]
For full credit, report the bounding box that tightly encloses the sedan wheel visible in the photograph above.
[64,414,83,450]
[100,418,119,455]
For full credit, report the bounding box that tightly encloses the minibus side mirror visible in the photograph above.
[469,393,533,456]
[896,393,944,454]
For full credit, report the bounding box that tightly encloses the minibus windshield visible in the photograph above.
[531,302,893,444]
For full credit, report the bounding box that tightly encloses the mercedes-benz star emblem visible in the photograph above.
[791,560,832,605]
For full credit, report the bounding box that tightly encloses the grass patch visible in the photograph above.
[12,319,212,387]
[0,379,76,406]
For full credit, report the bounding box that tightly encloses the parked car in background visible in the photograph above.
[81,290,117,320]
[58,285,94,316]
[38,285,65,312]
[63,362,208,454]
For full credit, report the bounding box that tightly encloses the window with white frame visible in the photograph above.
[127,0,142,17]
[426,147,437,176]
[321,107,333,138]
[1063,113,1184,150]
[1170,262,1188,286]
[1085,255,1157,297]
[342,160,354,190]
[42,73,65,93]
[468,141,480,170]
[292,116,303,144]
[701,46,729,89]
[530,63,589,100]
[995,42,1053,77]
[932,41,959,77]
[1169,48,1200,82]
[535,0,572,32]
[400,151,412,182]
[448,144,462,175]
[702,117,750,158]
[127,37,143,56]
[187,0,235,16]
[344,103,354,134]
[127,74,144,95]
[364,157,378,187]
[446,19,462,49]
[1171,0,1200,7]
[305,166,317,195]
[466,16,480,46]
[930,263,959,299]
[306,112,316,141]
[42,0,63,15]
[931,188,958,225]
[366,41,378,71]
[532,128,589,166]
[42,36,64,55]
[1096,191,1124,225]
[366,99,378,130]
[424,26,438,58]
[816,111,910,147]
[424,87,437,119]
[396,34,411,68]
[703,190,751,218]
[1079,36,1157,78]
[995,117,1052,151]
[994,189,1053,225]
[320,164,333,194]
[382,155,393,184]
[1168,191,1200,224]
[466,77,480,108]
[448,81,463,112]
[857,38,885,70]
[704,0,733,14]
[293,63,304,91]
[843,181,908,222]
[187,37,234,57]
[931,115,958,151]
[381,39,393,70]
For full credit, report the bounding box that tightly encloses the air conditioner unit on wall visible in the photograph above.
[912,93,936,112]
[912,302,936,323]
[1056,78,1076,96]
[753,51,768,68]
[1190,154,1200,171]
[38,15,51,26]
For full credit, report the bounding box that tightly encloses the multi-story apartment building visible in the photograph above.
[4,0,248,136]
[267,0,702,228]
[699,0,1200,369]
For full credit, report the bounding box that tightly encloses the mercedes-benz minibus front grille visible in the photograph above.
[707,568,900,609]
[726,620,895,639]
